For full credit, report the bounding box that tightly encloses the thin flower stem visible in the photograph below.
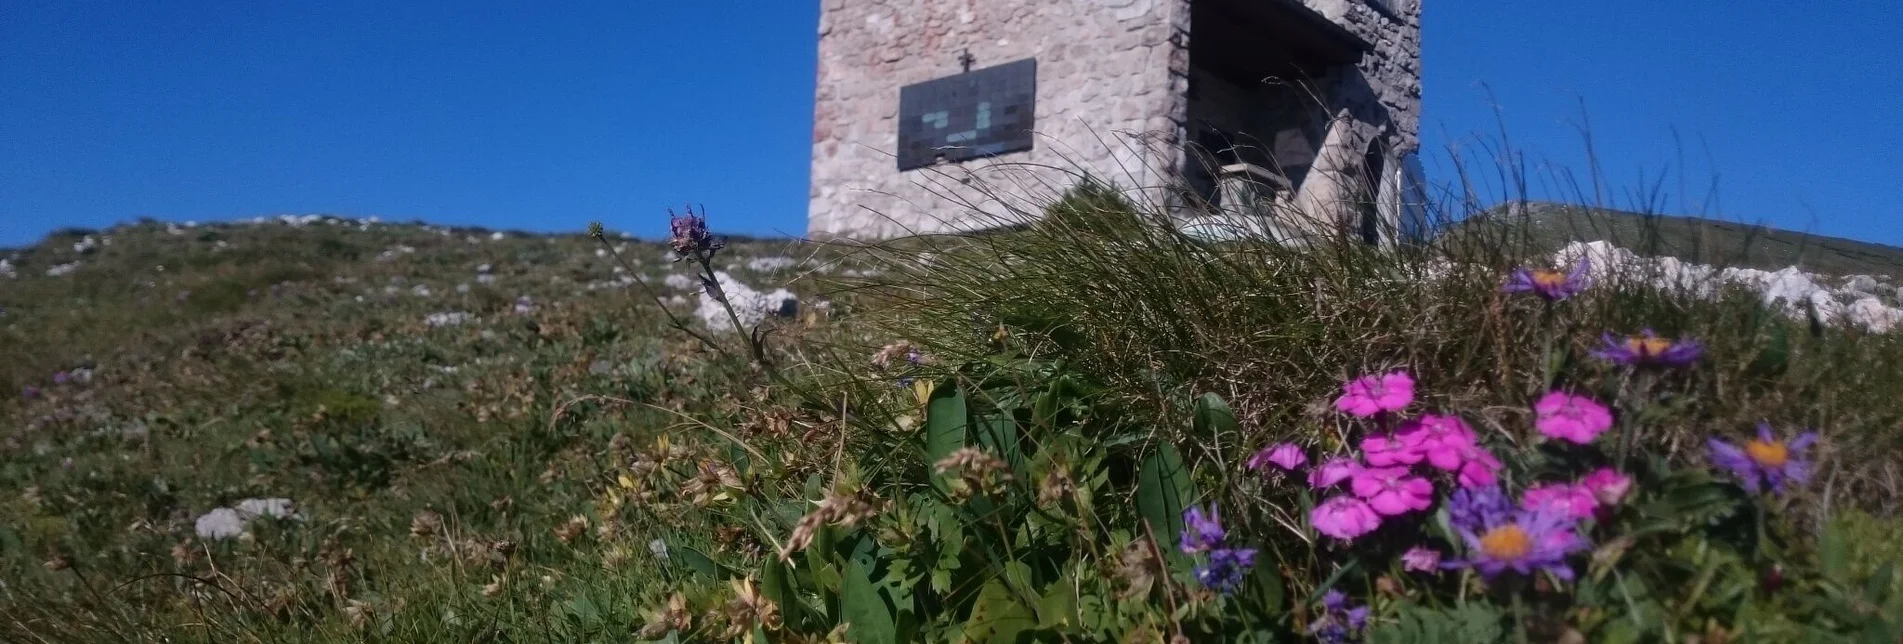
[590,232,731,360]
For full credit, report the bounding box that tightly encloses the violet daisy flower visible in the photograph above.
[1708,423,1818,495]
[1445,506,1589,581]
[1446,485,1512,534]
[1248,442,1307,472]
[1349,466,1435,516]
[1179,505,1227,554]
[1334,371,1415,417]
[1193,547,1257,594]
[1534,391,1615,444]
[1592,329,1702,367]
[1503,258,1592,301]
[1311,495,1382,541]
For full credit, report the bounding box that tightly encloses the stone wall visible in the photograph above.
[806,0,1422,242]
[807,0,1191,239]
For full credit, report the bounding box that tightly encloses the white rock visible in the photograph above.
[0,259,14,279]
[490,232,506,241]
[746,256,799,272]
[194,508,247,540]
[425,312,473,327]
[696,271,798,332]
[663,273,698,291]
[47,262,80,277]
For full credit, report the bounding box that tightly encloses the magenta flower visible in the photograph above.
[1455,445,1503,489]
[1579,467,1633,506]
[1334,371,1415,417]
[1311,495,1382,541]
[667,207,725,258]
[1592,329,1702,368]
[1520,483,1598,521]
[1534,392,1614,444]
[1402,546,1443,573]
[1708,423,1818,495]
[1308,457,1361,489]
[1397,414,1478,470]
[1446,506,1589,581]
[1248,442,1307,472]
[1503,258,1592,301]
[1350,467,1435,516]
[1361,434,1424,467]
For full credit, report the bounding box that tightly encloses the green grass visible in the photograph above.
[3,183,1903,642]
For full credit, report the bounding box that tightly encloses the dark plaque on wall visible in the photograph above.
[896,57,1037,171]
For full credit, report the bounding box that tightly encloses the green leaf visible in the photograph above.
[1748,323,1791,379]
[1243,555,1286,617]
[925,380,969,494]
[841,556,897,643]
[1136,442,1195,566]
[1193,393,1239,437]
[762,558,816,631]
[974,412,1025,477]
[675,544,722,579]
[964,579,1035,644]
[1035,582,1078,629]
[1822,518,1851,584]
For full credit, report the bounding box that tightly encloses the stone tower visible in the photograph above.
[806,0,1424,245]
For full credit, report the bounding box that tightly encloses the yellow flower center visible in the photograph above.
[1625,336,1673,357]
[1531,270,1568,288]
[1479,524,1532,561]
[1745,439,1790,468]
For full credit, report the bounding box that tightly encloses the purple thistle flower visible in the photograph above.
[1320,589,1348,613]
[1180,505,1226,554]
[667,207,725,258]
[1591,329,1702,367]
[1503,258,1592,301]
[1446,485,1512,534]
[1708,423,1818,495]
[1445,506,1589,581]
[1193,547,1257,594]
[1308,591,1369,643]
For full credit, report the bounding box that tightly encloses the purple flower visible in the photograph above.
[21,386,40,400]
[1455,445,1503,489]
[1349,466,1435,516]
[1248,442,1307,472]
[1445,506,1589,581]
[1361,434,1424,467]
[1534,392,1615,444]
[1334,371,1415,418]
[1402,545,1442,573]
[1308,457,1361,489]
[1708,423,1818,495]
[1179,505,1227,554]
[1520,483,1598,521]
[1193,547,1257,594]
[667,207,724,258]
[52,371,70,385]
[1592,329,1702,367]
[1447,485,1512,534]
[1311,495,1382,541]
[1396,413,1479,470]
[1580,467,1633,506]
[1503,258,1592,301]
[1308,591,1369,643]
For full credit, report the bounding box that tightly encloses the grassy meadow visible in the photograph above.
[4,183,1903,643]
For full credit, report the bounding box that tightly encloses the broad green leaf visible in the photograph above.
[964,579,1035,644]
[1243,556,1286,616]
[1035,581,1078,629]
[675,544,722,579]
[974,412,1025,477]
[1821,519,1850,584]
[841,556,897,643]
[1136,442,1195,565]
[925,381,968,495]
[762,558,816,631]
[1193,393,1239,437]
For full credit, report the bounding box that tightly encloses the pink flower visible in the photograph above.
[1521,483,1598,521]
[1361,434,1424,467]
[1397,414,1478,470]
[1308,457,1361,489]
[1249,443,1307,472]
[1455,446,1503,489]
[1401,546,1442,573]
[1311,495,1382,541]
[1534,392,1614,444]
[1334,372,1415,418]
[1579,467,1633,506]
[1350,467,1435,516]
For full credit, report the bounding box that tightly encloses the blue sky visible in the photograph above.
[3,1,1899,248]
